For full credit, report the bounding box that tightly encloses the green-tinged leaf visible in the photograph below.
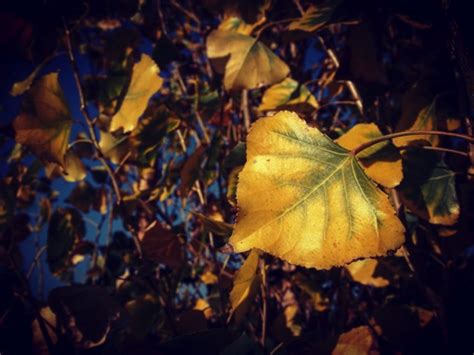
[258,78,319,113]
[139,221,184,269]
[288,0,341,32]
[336,123,403,188]
[180,145,206,197]
[227,166,242,205]
[394,96,440,147]
[230,111,405,269]
[224,142,247,169]
[230,250,260,318]
[193,212,234,238]
[62,150,87,182]
[48,285,120,348]
[47,208,85,275]
[207,30,289,91]
[332,326,377,355]
[398,150,459,225]
[218,16,261,35]
[13,72,72,166]
[99,130,131,164]
[110,54,163,133]
[346,258,389,287]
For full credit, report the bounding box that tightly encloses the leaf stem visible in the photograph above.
[351,130,474,157]
[398,145,470,158]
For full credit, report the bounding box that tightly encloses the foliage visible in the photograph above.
[1,0,474,354]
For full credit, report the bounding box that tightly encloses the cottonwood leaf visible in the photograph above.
[288,0,341,32]
[336,123,403,188]
[346,258,389,288]
[193,212,234,238]
[48,285,120,348]
[10,58,49,97]
[394,96,440,147]
[110,54,163,133]
[99,130,131,164]
[230,250,260,319]
[13,72,72,166]
[139,221,184,269]
[180,145,206,197]
[218,16,261,35]
[47,208,85,275]
[230,111,405,269]
[207,30,289,91]
[258,78,319,113]
[332,326,377,355]
[398,150,459,225]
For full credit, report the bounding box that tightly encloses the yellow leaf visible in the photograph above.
[10,58,49,97]
[98,130,131,164]
[200,270,219,285]
[346,258,389,288]
[332,326,377,355]
[13,72,72,166]
[230,111,405,269]
[284,304,302,336]
[194,298,214,319]
[289,1,341,32]
[218,16,262,35]
[336,123,403,188]
[110,54,163,133]
[230,249,260,313]
[62,150,87,182]
[207,30,289,91]
[258,78,319,112]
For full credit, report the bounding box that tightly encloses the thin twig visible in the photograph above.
[398,145,470,158]
[352,130,474,156]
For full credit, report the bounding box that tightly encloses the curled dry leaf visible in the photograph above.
[230,111,405,269]
[346,258,389,288]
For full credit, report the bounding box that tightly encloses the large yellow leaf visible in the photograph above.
[206,30,289,91]
[258,78,319,113]
[13,72,72,166]
[230,111,405,269]
[110,54,163,133]
[229,249,260,313]
[336,123,403,188]
[218,16,262,35]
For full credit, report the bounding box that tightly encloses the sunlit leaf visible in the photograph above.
[258,78,319,113]
[110,54,163,133]
[99,130,131,165]
[201,270,219,285]
[62,150,87,182]
[207,30,289,91]
[398,150,459,225]
[336,123,403,188]
[230,250,260,317]
[346,258,389,288]
[218,16,261,35]
[332,326,377,355]
[13,72,72,166]
[289,0,341,32]
[230,111,405,269]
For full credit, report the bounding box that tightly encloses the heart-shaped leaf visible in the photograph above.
[230,111,405,269]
